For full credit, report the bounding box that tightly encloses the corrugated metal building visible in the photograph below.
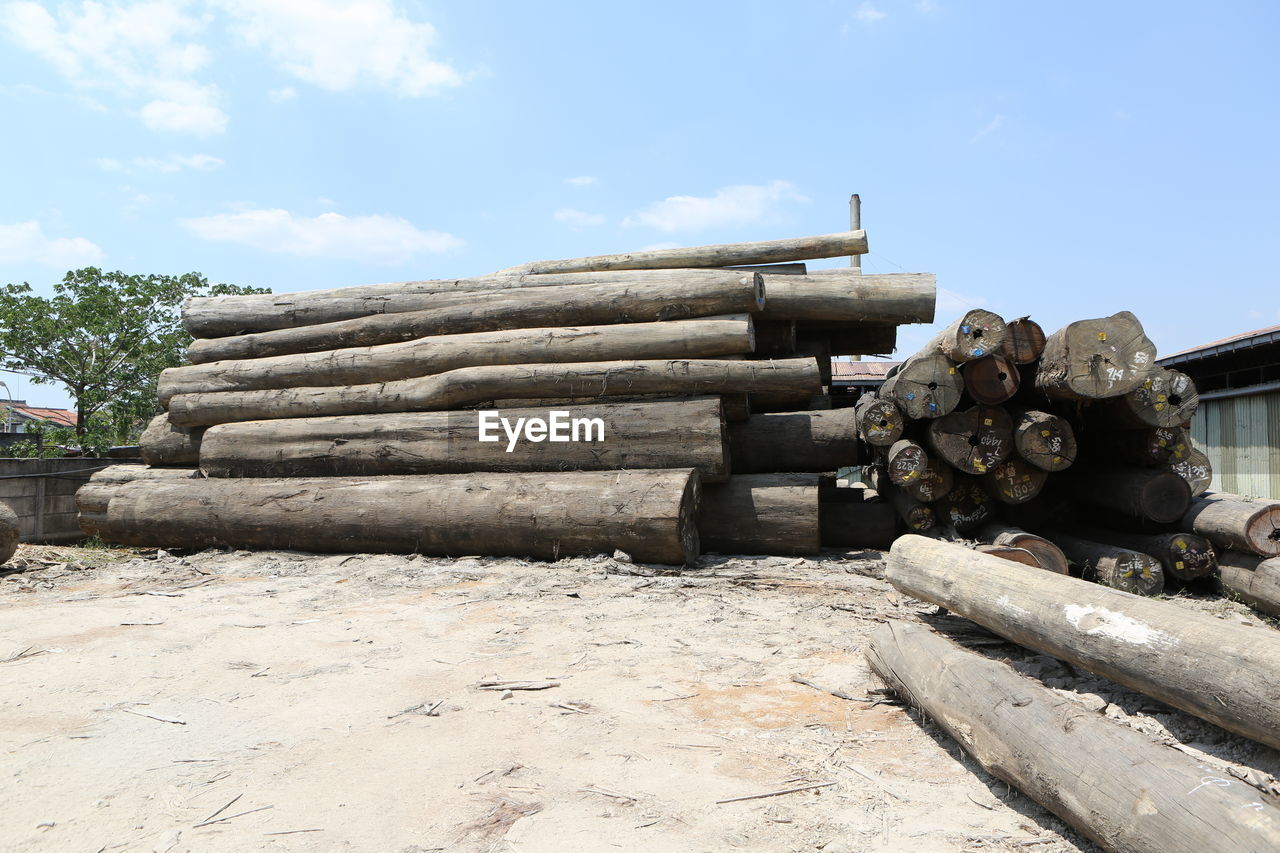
[1158,324,1280,499]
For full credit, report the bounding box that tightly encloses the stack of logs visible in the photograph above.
[78,230,938,564]
[852,306,1280,613]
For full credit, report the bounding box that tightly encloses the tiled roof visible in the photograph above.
[7,405,77,427]
[831,360,900,380]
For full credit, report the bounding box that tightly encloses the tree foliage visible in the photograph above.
[0,268,268,445]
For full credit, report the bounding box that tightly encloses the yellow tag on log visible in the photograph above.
[1175,561,1185,570]
[949,367,956,374]
[1041,429,1050,437]
[1098,332,1107,341]
[984,419,992,426]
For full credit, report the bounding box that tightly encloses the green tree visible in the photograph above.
[0,268,268,446]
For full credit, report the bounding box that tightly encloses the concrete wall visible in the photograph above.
[1189,388,1280,500]
[0,458,124,543]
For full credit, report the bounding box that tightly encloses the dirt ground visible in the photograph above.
[3,542,1279,853]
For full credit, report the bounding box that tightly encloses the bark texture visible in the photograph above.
[698,474,820,556]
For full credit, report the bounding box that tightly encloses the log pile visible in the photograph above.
[81,229,937,563]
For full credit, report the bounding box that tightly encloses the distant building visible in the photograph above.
[0,400,78,433]
[1158,324,1280,499]
[831,360,899,399]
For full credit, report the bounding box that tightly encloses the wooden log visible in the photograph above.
[1095,367,1199,429]
[820,499,896,550]
[721,262,807,274]
[105,445,141,459]
[167,358,821,428]
[997,317,1045,364]
[1218,551,1280,617]
[852,395,903,447]
[486,392,747,421]
[745,390,821,414]
[972,544,1041,568]
[792,338,832,385]
[757,271,935,324]
[878,354,963,419]
[186,273,765,363]
[803,323,897,356]
[865,620,1280,853]
[925,405,1013,475]
[99,470,702,565]
[698,474,819,556]
[139,414,204,467]
[1063,465,1192,524]
[879,478,935,532]
[922,310,1007,362]
[1091,425,1189,466]
[496,230,869,275]
[158,315,756,405]
[975,523,1069,574]
[1169,446,1213,497]
[1041,530,1165,595]
[1011,410,1076,471]
[884,439,927,487]
[0,502,18,564]
[1069,527,1217,582]
[86,465,199,485]
[931,477,992,533]
[198,400,729,481]
[77,510,108,538]
[728,409,859,474]
[1181,492,1280,557]
[980,455,1047,505]
[752,320,797,355]
[1035,311,1157,400]
[902,456,953,503]
[961,354,1020,404]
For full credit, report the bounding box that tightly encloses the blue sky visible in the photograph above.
[1,0,1277,410]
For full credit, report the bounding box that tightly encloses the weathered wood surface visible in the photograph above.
[1011,410,1076,471]
[932,477,992,533]
[1069,527,1216,582]
[852,395,903,447]
[757,271,935,324]
[922,309,1007,363]
[186,274,765,362]
[86,465,199,485]
[1218,551,1280,617]
[1044,530,1166,595]
[1064,464,1192,524]
[975,523,1069,574]
[1169,447,1213,497]
[886,534,1280,750]
[496,230,869,275]
[1181,492,1280,556]
[1096,367,1199,429]
[878,354,963,419]
[698,474,820,556]
[880,479,936,532]
[925,405,1013,475]
[902,456,953,503]
[486,393,747,421]
[728,409,859,473]
[1035,311,1157,400]
[0,502,18,564]
[199,399,729,481]
[980,455,1047,505]
[973,543,1041,568]
[99,469,702,565]
[865,620,1280,853]
[139,414,204,467]
[820,499,896,550]
[884,439,927,487]
[166,358,822,427]
[961,353,1020,404]
[159,315,756,404]
[998,317,1046,364]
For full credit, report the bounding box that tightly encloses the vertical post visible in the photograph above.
[849,193,862,270]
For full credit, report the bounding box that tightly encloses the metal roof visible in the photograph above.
[1157,322,1280,367]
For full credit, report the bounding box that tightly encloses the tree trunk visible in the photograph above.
[1094,367,1199,428]
[878,354,964,419]
[1067,526,1217,582]
[961,353,1020,404]
[165,357,822,428]
[884,438,927,487]
[495,230,869,275]
[87,465,200,484]
[756,271,935,324]
[925,404,1014,475]
[853,395,903,447]
[0,502,20,564]
[903,456,953,503]
[975,523,1069,574]
[1169,447,1213,497]
[1181,493,1280,556]
[1035,311,1157,400]
[487,393,748,421]
[198,400,729,481]
[698,474,820,556]
[998,317,1046,363]
[727,409,858,474]
[932,476,993,533]
[98,469,702,565]
[186,274,765,363]
[1218,551,1280,617]
[886,534,1280,749]
[865,620,1280,853]
[1062,465,1192,524]
[980,455,1047,504]
[1040,530,1165,595]
[879,479,936,532]
[159,315,756,405]
[1011,410,1076,471]
[922,309,1008,362]
[139,414,204,467]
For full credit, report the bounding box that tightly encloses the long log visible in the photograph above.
[757,271,935,324]
[1043,530,1166,595]
[979,455,1047,505]
[925,404,1013,475]
[998,317,1046,364]
[975,523,1069,574]
[865,620,1280,853]
[1011,410,1076,471]
[852,395,903,447]
[487,393,748,421]
[728,409,859,473]
[496,230,869,275]
[1218,551,1280,617]
[98,469,702,565]
[0,502,18,564]
[1069,526,1217,582]
[1063,464,1192,524]
[878,353,963,419]
[886,534,1280,749]
[158,315,756,405]
[1035,311,1157,400]
[1169,447,1213,497]
[698,474,819,556]
[166,358,822,428]
[1181,492,1280,556]
[139,414,204,467]
[199,400,728,481]
[961,353,1019,404]
[922,310,1007,362]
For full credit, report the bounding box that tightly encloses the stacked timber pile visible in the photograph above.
[857,306,1280,613]
[80,230,937,564]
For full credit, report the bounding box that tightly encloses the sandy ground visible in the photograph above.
[3,542,1279,853]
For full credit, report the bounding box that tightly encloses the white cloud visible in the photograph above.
[916,0,939,12]
[0,220,104,267]
[214,0,463,96]
[2,0,228,134]
[553,208,606,228]
[855,2,885,22]
[268,85,297,102]
[97,153,225,173]
[180,208,463,264]
[565,176,596,187]
[970,114,1004,143]
[623,180,809,233]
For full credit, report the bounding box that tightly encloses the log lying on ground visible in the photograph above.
[728,409,859,473]
[1043,530,1166,595]
[166,358,822,427]
[961,353,1020,404]
[139,414,204,467]
[925,405,1013,475]
[159,315,756,404]
[1169,447,1213,497]
[886,534,1280,749]
[878,353,963,419]
[1062,464,1191,524]
[199,399,729,481]
[1094,367,1199,428]
[76,466,201,537]
[186,273,766,363]
[1011,410,1076,471]
[487,392,748,421]
[496,230,869,275]
[998,317,1046,364]
[865,620,1280,853]
[1218,552,1280,617]
[98,469,702,565]
[975,523,1069,574]
[1070,527,1217,582]
[87,465,200,485]
[1181,492,1280,557]
[756,271,935,324]
[922,309,1007,362]
[884,439,927,486]
[1035,311,1156,400]
[852,395,903,447]
[980,455,1047,505]
[698,474,819,556]
[0,502,18,564]
[185,269,761,337]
